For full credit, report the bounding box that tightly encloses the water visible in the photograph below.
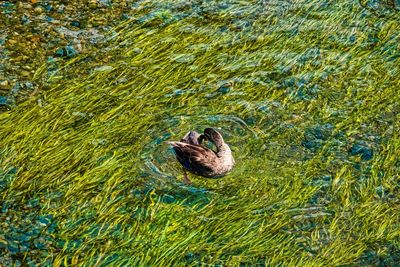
[0,0,399,266]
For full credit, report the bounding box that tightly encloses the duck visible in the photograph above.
[166,128,235,184]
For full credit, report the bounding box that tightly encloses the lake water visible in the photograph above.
[0,0,399,266]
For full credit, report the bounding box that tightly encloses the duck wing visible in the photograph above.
[180,131,201,145]
[167,141,217,174]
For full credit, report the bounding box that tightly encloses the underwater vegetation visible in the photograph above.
[1,0,400,266]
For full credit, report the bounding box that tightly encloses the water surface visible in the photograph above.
[0,0,399,266]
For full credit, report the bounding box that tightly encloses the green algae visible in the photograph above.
[1,0,400,266]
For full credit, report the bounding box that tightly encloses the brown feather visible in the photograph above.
[166,128,234,178]
[167,141,219,177]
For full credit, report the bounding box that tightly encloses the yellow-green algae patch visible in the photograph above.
[1,0,400,265]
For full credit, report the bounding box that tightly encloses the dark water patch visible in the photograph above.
[302,123,334,152]
[308,175,333,205]
[217,84,231,94]
[356,242,400,266]
[54,45,79,58]
[348,141,374,161]
[280,75,321,101]
[375,185,390,199]
[70,20,81,28]
[0,2,15,14]
[0,199,60,266]
[0,96,12,109]
[0,167,17,191]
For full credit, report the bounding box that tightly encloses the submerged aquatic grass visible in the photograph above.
[1,0,400,265]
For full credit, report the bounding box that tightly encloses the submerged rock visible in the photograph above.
[0,96,9,106]
[54,45,78,58]
[302,124,334,151]
[70,20,80,28]
[349,143,373,160]
[218,85,231,93]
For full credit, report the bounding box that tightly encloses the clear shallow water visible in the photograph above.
[1,0,400,266]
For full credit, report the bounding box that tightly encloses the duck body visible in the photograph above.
[167,128,235,179]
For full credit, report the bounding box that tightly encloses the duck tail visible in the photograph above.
[165,141,190,148]
[165,141,180,147]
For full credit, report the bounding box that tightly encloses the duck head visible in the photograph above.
[203,128,233,162]
[203,128,225,149]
